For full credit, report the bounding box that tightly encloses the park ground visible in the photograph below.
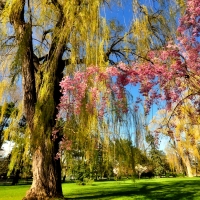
[1,177,200,200]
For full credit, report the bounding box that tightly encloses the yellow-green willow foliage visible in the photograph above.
[131,0,186,58]
[0,0,109,75]
[171,103,200,176]
[0,36,26,173]
[165,146,183,173]
[0,67,23,151]
[151,99,200,177]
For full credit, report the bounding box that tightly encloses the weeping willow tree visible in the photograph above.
[150,97,200,177]
[0,0,186,199]
[168,102,200,177]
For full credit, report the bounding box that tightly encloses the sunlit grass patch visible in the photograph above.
[1,178,200,200]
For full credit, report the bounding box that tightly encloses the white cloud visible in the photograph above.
[1,141,14,158]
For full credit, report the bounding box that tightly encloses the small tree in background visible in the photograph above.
[135,164,147,179]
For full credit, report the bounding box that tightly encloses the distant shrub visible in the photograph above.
[176,173,185,177]
[75,178,94,185]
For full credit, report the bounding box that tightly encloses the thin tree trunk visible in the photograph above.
[138,173,141,179]
[183,155,193,177]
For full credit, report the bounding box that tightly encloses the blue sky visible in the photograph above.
[101,0,133,29]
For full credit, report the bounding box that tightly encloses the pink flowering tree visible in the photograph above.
[58,0,200,143]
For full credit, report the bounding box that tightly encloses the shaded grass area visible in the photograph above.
[1,178,200,200]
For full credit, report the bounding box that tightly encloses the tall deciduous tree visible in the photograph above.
[0,0,184,199]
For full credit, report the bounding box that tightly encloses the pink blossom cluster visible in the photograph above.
[52,129,59,140]
[58,0,200,120]
[59,71,88,116]
[58,64,128,119]
[60,137,72,151]
[130,0,200,113]
[177,0,200,72]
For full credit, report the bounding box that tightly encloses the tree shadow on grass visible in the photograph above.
[64,179,200,200]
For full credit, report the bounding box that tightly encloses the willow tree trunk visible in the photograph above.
[9,1,65,199]
[24,63,65,199]
[183,155,193,177]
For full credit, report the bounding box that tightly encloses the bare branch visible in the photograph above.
[167,92,200,126]
[41,29,53,43]
[33,38,49,50]
[106,31,133,58]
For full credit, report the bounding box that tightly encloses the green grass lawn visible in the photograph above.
[1,178,200,200]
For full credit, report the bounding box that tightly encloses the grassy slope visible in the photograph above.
[1,178,200,200]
